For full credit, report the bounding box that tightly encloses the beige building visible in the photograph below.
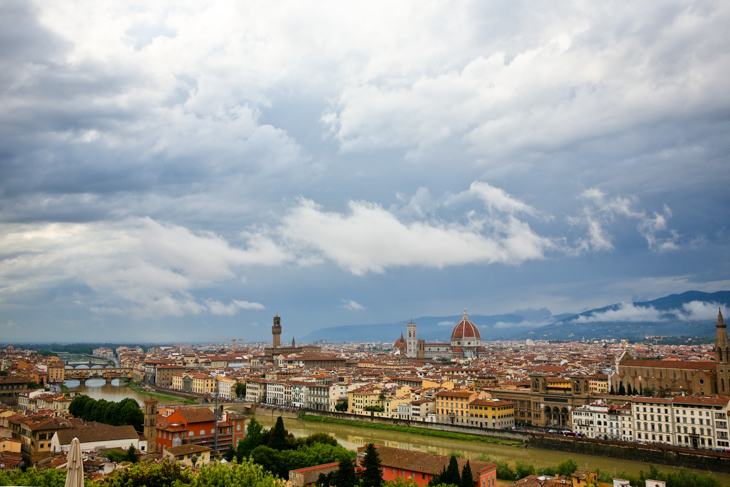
[163,444,211,466]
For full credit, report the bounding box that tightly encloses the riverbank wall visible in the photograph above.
[303,410,730,473]
[528,434,730,474]
[302,410,528,442]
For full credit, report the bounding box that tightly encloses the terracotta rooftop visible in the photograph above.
[361,445,494,480]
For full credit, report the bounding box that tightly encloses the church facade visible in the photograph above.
[396,310,488,359]
[611,308,730,396]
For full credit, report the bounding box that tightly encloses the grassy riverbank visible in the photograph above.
[301,414,523,446]
[128,381,196,404]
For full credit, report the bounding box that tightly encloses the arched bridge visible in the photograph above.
[64,367,132,381]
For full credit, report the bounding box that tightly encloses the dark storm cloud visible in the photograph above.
[0,1,728,342]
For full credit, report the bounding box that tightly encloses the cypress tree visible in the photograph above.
[618,382,626,396]
[333,458,357,487]
[626,383,633,396]
[268,417,288,450]
[442,456,461,486]
[460,461,473,487]
[361,443,383,487]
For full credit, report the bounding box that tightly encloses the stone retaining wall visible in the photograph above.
[527,434,730,474]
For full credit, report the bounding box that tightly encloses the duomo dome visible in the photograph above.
[451,309,481,341]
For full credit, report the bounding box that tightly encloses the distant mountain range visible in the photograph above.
[300,290,730,343]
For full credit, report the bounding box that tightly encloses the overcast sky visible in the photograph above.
[1,1,729,343]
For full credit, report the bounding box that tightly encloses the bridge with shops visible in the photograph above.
[64,367,133,383]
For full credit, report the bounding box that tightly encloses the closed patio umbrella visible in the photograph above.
[65,437,84,487]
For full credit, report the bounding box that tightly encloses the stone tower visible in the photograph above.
[272,315,282,349]
[143,398,158,454]
[715,308,730,394]
[406,321,417,358]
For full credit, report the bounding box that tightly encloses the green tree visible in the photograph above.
[495,461,516,481]
[385,479,420,487]
[626,383,633,396]
[460,461,473,487]
[333,458,358,487]
[361,443,383,487]
[556,459,578,477]
[335,400,348,412]
[618,382,626,395]
[235,381,246,399]
[125,444,139,463]
[237,418,265,461]
[251,446,284,478]
[295,432,338,448]
[99,460,193,487]
[268,417,289,450]
[0,467,66,487]
[317,472,332,487]
[515,460,536,479]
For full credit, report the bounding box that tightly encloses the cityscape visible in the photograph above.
[2,1,730,487]
[1,307,730,486]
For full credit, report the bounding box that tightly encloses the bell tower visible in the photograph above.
[143,398,158,453]
[406,321,417,358]
[272,315,282,349]
[715,308,730,394]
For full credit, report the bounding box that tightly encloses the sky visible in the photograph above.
[1,1,729,343]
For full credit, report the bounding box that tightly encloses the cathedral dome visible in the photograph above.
[394,333,407,348]
[451,310,481,340]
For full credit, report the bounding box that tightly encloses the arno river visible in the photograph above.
[66,381,730,482]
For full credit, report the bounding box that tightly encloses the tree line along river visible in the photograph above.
[65,380,730,483]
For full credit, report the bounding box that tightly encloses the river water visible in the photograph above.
[251,415,730,483]
[64,379,188,406]
[63,383,730,482]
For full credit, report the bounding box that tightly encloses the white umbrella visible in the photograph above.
[65,437,84,487]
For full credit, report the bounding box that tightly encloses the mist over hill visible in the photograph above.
[300,291,730,343]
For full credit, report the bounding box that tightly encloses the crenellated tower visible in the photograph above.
[715,308,730,394]
[272,315,282,349]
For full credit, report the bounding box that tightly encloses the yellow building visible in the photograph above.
[468,398,515,429]
[347,386,383,415]
[547,377,571,391]
[435,390,483,426]
[571,470,598,487]
[589,374,609,394]
[47,358,65,383]
[192,374,216,395]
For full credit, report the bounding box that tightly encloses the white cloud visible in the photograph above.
[572,303,665,323]
[0,218,287,318]
[205,299,265,316]
[437,321,455,327]
[493,320,548,329]
[568,188,681,254]
[276,197,553,275]
[0,321,18,330]
[342,299,365,311]
[569,299,727,324]
[468,182,539,217]
[676,301,724,322]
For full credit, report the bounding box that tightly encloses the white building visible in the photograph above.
[52,424,146,453]
[630,395,730,449]
[572,401,623,440]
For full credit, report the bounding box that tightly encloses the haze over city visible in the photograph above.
[1,1,729,343]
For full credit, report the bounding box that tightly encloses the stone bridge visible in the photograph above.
[64,367,132,382]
